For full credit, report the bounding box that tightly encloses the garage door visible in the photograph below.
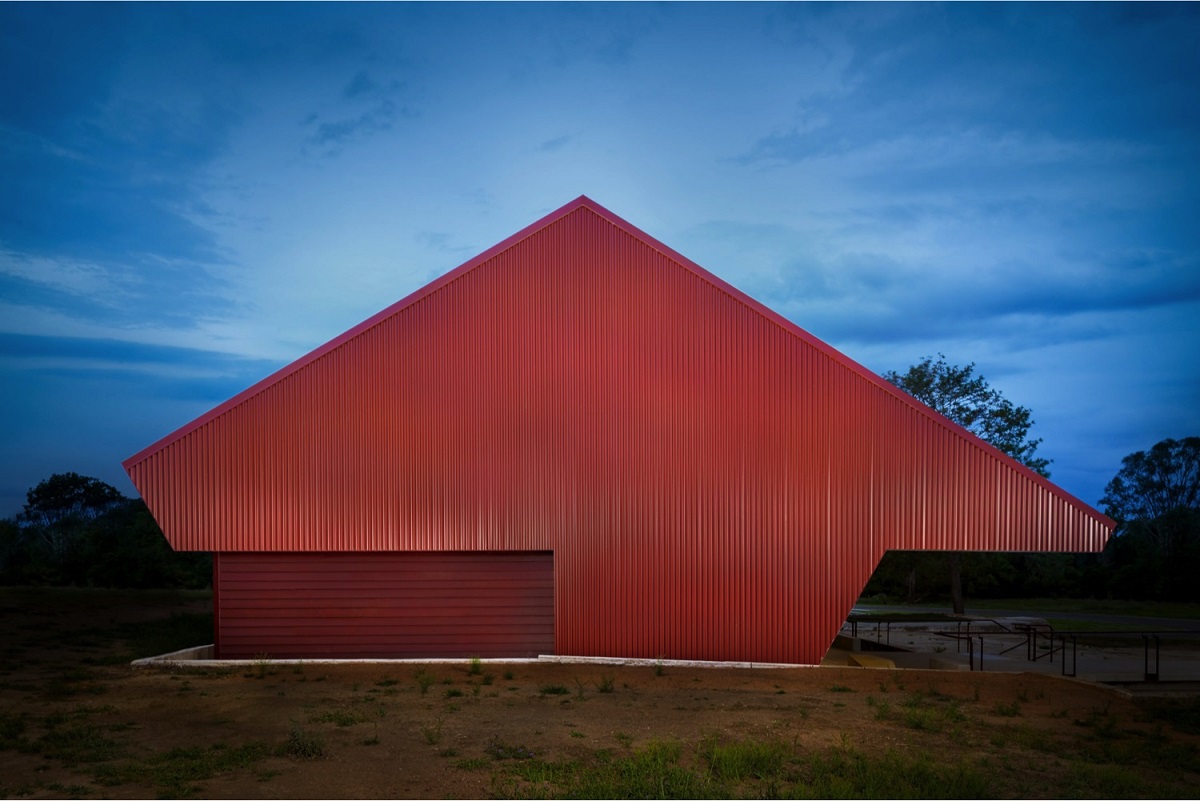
[214,551,554,659]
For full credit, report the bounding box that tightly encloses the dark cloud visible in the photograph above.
[0,332,277,377]
[766,247,1200,349]
[306,99,410,150]
[302,68,415,156]
[0,330,286,516]
[740,5,1200,166]
[0,6,244,280]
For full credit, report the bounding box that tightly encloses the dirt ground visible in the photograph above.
[2,589,1198,799]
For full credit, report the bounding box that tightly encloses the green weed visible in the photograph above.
[94,742,270,796]
[281,726,325,760]
[498,740,726,799]
[309,708,360,727]
[700,734,790,781]
[421,717,444,745]
[993,701,1022,718]
[251,653,271,679]
[486,736,536,760]
[798,745,989,798]
[1143,697,1200,736]
[36,721,124,763]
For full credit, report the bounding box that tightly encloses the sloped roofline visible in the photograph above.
[122,195,1114,529]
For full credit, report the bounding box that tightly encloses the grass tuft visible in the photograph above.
[700,735,790,781]
[281,726,325,760]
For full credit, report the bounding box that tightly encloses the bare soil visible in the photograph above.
[2,588,1198,798]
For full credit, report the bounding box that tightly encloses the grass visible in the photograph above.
[993,700,1022,717]
[486,736,536,760]
[498,739,721,798]
[1142,697,1200,736]
[421,717,444,745]
[867,690,967,733]
[6,587,1200,800]
[799,744,989,799]
[308,708,361,727]
[93,742,271,796]
[36,720,125,763]
[281,726,326,760]
[491,736,994,800]
[538,684,570,696]
[700,734,789,781]
[415,669,436,695]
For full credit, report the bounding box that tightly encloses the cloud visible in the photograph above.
[538,134,573,153]
[343,70,379,99]
[683,214,1200,351]
[415,231,475,256]
[308,100,403,148]
[301,70,415,155]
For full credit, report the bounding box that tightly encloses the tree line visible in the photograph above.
[0,472,209,589]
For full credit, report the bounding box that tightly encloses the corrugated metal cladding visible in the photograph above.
[125,196,1114,665]
[213,551,553,659]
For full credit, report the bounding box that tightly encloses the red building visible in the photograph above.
[124,197,1113,664]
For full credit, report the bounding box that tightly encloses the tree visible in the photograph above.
[1099,437,1200,601]
[17,472,126,559]
[882,354,1050,613]
[1101,437,1199,538]
[883,355,1050,478]
[2,472,211,588]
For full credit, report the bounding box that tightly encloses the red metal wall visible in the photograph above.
[125,197,1113,665]
[214,551,553,659]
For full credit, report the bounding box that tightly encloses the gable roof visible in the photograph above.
[123,195,1112,663]
[125,195,1112,549]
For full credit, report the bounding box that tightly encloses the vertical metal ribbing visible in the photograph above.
[125,198,1114,665]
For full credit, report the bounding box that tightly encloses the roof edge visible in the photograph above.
[577,202,1116,532]
[123,196,596,470]
[122,195,1114,533]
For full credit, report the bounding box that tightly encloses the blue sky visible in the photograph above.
[1,3,1197,518]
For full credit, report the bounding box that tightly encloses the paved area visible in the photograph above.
[831,607,1200,694]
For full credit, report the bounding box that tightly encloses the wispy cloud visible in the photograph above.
[301,70,416,155]
[538,134,573,153]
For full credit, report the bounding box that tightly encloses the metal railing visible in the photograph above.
[841,614,1200,680]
